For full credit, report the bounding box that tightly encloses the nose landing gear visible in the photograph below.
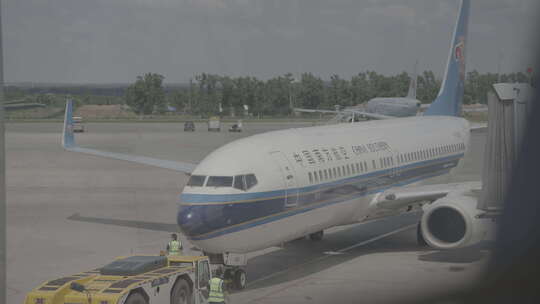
[224,267,247,290]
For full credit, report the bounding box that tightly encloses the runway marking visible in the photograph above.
[247,224,416,288]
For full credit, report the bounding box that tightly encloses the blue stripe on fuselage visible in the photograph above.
[177,154,464,241]
[186,168,451,241]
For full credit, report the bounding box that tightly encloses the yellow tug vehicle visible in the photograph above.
[24,255,213,304]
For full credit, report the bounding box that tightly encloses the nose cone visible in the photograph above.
[177,205,198,237]
[177,203,232,240]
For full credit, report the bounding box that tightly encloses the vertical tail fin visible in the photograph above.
[406,60,418,99]
[62,99,75,148]
[425,0,470,117]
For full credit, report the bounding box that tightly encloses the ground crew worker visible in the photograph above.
[209,268,227,304]
[167,233,182,256]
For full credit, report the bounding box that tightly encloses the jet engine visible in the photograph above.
[420,195,491,250]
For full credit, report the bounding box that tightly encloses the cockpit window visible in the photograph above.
[207,176,233,187]
[233,174,258,191]
[187,175,206,187]
[234,175,245,190]
[245,174,258,189]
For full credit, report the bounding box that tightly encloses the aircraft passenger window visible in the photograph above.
[187,175,206,187]
[207,176,233,187]
[308,173,313,183]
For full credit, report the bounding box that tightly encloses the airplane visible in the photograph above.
[62,0,488,290]
[4,99,46,111]
[294,62,422,121]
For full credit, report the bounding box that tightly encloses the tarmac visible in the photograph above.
[7,121,489,303]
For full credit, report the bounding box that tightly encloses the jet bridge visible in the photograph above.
[478,83,534,212]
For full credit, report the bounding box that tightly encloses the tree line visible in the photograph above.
[126,71,531,116]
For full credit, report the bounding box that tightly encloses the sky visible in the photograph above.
[3,0,538,84]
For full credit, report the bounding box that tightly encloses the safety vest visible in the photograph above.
[168,240,181,255]
[208,277,225,302]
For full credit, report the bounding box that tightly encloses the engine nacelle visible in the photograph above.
[420,195,492,249]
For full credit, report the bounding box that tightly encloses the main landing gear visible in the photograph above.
[309,230,324,241]
[417,222,428,247]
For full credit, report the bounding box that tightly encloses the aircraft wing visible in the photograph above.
[374,181,481,210]
[62,100,197,173]
[293,108,342,114]
[4,101,46,111]
[469,122,487,132]
[342,109,395,120]
[294,107,395,120]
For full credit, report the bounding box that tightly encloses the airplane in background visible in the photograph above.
[294,62,421,121]
[62,0,488,289]
[4,99,46,111]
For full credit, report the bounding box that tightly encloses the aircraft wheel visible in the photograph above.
[417,222,428,247]
[125,292,148,304]
[233,269,247,290]
[171,278,192,304]
[309,230,324,241]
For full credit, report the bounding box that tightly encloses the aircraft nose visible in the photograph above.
[177,205,201,237]
[177,204,232,239]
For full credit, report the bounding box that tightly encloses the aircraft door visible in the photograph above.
[269,151,299,208]
[391,149,401,178]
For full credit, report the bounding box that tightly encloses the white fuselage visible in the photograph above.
[177,116,470,253]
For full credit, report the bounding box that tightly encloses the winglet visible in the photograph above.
[62,99,75,149]
[425,0,470,117]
